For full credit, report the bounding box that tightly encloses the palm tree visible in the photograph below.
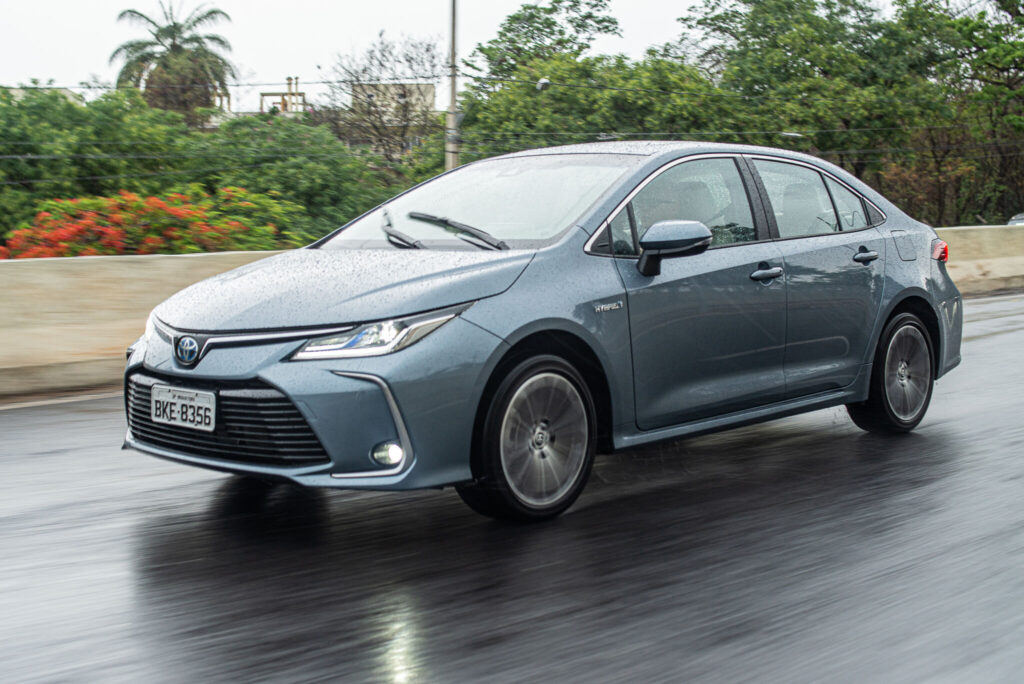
[110,2,237,125]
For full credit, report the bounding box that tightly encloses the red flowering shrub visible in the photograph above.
[1,186,308,258]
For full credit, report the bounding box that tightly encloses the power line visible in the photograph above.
[1,76,444,91]
[836,150,1024,165]
[461,73,960,108]
[457,138,1024,164]
[0,124,971,148]
[0,151,368,161]
[459,125,972,141]
[2,71,961,109]
[5,146,1024,196]
[819,140,1024,155]
[4,131,1022,163]
[0,162,277,186]
[459,134,1021,156]
[6,138,1022,167]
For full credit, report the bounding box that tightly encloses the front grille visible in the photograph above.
[127,371,330,467]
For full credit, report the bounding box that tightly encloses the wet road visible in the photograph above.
[3,294,1024,683]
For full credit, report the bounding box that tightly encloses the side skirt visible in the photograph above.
[614,364,872,450]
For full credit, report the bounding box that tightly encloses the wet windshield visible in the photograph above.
[317,153,640,250]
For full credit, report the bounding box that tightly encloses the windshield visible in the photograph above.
[317,153,640,251]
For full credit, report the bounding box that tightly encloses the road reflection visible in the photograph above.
[130,415,958,681]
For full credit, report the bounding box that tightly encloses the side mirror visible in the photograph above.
[636,220,713,277]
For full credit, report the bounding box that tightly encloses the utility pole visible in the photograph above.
[445,0,460,170]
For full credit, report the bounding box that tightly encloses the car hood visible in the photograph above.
[154,248,534,331]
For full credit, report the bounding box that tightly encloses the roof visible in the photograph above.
[490,139,889,211]
[497,140,829,165]
[499,141,712,157]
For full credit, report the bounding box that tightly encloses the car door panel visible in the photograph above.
[601,155,787,431]
[747,157,887,398]
[617,244,787,429]
[774,230,886,396]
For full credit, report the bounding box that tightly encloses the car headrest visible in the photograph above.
[677,181,717,225]
[783,182,821,207]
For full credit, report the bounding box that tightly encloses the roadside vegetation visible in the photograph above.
[2,0,1024,258]
[0,186,303,259]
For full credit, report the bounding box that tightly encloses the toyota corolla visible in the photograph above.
[124,141,963,521]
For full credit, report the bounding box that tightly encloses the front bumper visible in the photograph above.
[124,316,506,490]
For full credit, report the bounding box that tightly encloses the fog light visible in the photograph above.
[372,441,404,466]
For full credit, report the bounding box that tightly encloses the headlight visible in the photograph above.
[290,304,469,361]
[128,313,156,360]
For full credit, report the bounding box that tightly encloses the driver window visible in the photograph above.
[629,158,757,247]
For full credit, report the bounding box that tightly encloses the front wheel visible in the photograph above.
[457,355,596,522]
[847,312,934,433]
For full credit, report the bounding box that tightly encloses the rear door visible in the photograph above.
[605,156,788,430]
[747,157,886,398]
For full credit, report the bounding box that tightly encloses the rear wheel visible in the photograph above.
[847,312,934,433]
[457,355,596,522]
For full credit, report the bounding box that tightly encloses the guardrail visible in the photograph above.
[1,225,1022,398]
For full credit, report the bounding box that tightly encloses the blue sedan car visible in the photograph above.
[124,142,963,521]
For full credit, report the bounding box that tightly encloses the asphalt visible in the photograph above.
[2,294,1024,683]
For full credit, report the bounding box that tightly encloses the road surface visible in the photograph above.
[2,294,1023,682]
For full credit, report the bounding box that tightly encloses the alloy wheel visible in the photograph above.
[883,324,932,422]
[498,372,589,508]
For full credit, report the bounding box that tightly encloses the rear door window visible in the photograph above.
[752,159,839,238]
[825,177,869,231]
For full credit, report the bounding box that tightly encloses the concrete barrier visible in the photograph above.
[936,226,1024,295]
[0,251,282,397]
[1,225,1022,398]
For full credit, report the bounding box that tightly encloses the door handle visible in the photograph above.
[853,249,879,263]
[750,266,784,281]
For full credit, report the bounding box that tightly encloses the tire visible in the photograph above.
[457,355,597,522]
[847,312,935,433]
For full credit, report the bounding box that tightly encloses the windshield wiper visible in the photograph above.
[407,211,509,251]
[381,207,424,249]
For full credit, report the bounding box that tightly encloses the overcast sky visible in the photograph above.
[0,0,696,110]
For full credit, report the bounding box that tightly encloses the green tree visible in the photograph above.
[0,88,403,244]
[0,87,188,237]
[110,2,236,126]
[467,0,620,82]
[185,115,401,242]
[952,0,1024,220]
[680,0,956,179]
[459,50,731,160]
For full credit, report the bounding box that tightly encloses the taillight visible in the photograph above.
[931,239,948,262]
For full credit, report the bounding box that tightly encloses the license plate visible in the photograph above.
[151,385,216,432]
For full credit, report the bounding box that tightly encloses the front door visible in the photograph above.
[611,156,788,430]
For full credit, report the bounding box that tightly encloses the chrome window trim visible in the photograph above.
[583,153,752,255]
[745,154,888,226]
[329,371,413,478]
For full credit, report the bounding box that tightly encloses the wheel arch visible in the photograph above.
[469,326,615,478]
[875,291,942,375]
